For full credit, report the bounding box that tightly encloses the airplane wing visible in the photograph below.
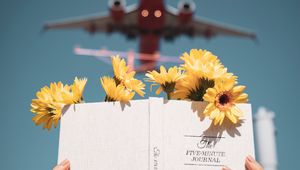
[164,5,256,40]
[44,4,139,36]
[190,16,256,39]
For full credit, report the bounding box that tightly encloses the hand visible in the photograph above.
[222,155,263,170]
[53,159,70,170]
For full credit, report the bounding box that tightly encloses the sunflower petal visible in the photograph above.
[225,111,237,124]
[203,88,217,102]
[231,106,244,117]
[155,87,163,95]
[218,112,225,125]
[234,93,248,103]
[209,108,220,119]
[203,103,215,115]
[232,85,246,97]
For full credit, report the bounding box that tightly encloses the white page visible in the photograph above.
[58,100,149,170]
[151,98,255,170]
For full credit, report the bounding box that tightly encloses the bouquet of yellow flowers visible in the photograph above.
[30,49,248,130]
[145,49,248,126]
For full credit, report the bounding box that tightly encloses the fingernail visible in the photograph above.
[246,155,255,162]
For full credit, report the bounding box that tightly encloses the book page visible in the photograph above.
[58,100,149,170]
[150,98,255,170]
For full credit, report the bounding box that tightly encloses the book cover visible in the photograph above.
[58,97,254,170]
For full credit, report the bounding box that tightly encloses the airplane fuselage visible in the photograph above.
[138,0,165,64]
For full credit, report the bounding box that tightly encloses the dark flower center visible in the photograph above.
[188,78,215,101]
[113,76,121,86]
[219,94,230,105]
[162,82,176,94]
[46,107,55,116]
[105,95,116,102]
[162,82,176,100]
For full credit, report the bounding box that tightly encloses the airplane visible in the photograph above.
[44,0,256,72]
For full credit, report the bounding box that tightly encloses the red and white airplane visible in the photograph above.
[44,0,256,72]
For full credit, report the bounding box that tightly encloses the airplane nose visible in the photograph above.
[114,1,120,6]
[183,3,190,10]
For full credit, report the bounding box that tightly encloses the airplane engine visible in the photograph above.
[177,0,195,23]
[108,0,126,21]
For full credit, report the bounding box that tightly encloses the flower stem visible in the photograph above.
[167,93,171,100]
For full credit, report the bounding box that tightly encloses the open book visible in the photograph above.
[58,97,255,170]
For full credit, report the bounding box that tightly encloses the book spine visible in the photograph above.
[149,97,164,170]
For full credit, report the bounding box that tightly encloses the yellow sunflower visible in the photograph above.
[31,84,67,130]
[100,76,135,102]
[71,77,87,103]
[112,55,129,81]
[145,66,183,99]
[203,81,248,125]
[48,82,72,104]
[172,72,237,101]
[172,49,237,101]
[60,77,88,104]
[31,100,63,130]
[171,72,204,100]
[180,49,226,80]
[31,78,87,131]
[123,78,145,97]
[112,56,145,97]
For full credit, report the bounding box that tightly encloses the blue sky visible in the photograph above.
[1,0,299,169]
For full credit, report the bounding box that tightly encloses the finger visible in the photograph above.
[59,159,69,166]
[62,160,70,170]
[222,166,232,170]
[53,165,64,170]
[245,155,263,170]
[53,159,70,170]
